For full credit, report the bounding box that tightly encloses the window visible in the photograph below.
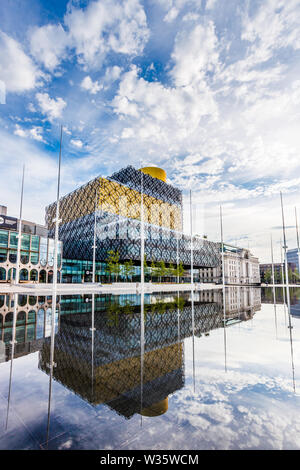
[30,270,38,281]
[31,235,39,252]
[20,251,29,264]
[27,310,36,322]
[30,252,39,265]
[9,232,17,249]
[20,269,29,281]
[40,238,47,266]
[29,295,37,306]
[8,268,16,280]
[0,230,8,248]
[0,249,7,263]
[8,250,16,263]
[36,309,45,339]
[48,239,54,267]
[21,234,30,251]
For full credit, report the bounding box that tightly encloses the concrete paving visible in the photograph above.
[0,282,222,295]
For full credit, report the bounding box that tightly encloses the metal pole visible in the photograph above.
[140,167,144,286]
[176,233,179,284]
[280,238,287,326]
[140,288,145,426]
[220,205,227,372]
[280,192,295,391]
[92,189,98,283]
[280,192,291,308]
[6,293,18,429]
[270,234,278,337]
[190,190,193,286]
[270,234,275,286]
[295,207,300,279]
[46,127,62,445]
[52,125,62,291]
[15,165,25,284]
[90,293,96,401]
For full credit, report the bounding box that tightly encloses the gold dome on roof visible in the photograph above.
[140,397,168,417]
[139,167,166,183]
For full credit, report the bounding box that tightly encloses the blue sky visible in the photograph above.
[0,0,300,262]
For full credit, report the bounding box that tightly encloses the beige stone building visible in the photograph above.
[199,243,260,285]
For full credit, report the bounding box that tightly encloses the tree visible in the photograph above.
[106,250,120,282]
[124,260,135,282]
[144,255,150,281]
[157,260,167,283]
[150,260,156,282]
[107,301,120,327]
[168,263,176,281]
[263,268,272,284]
[176,262,185,283]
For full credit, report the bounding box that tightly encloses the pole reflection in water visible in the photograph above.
[190,190,195,393]
[6,293,18,430]
[220,206,227,373]
[280,192,296,393]
[280,238,287,328]
[90,294,96,402]
[177,291,181,362]
[45,295,58,448]
[270,234,278,338]
[140,291,145,427]
[191,287,195,394]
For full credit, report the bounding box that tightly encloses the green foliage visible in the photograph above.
[168,263,176,278]
[157,260,167,282]
[176,262,185,282]
[124,259,135,281]
[106,250,121,282]
[263,269,272,284]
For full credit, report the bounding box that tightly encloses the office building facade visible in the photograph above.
[46,166,220,281]
[0,205,62,283]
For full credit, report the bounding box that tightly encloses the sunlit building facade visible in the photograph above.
[202,243,260,285]
[45,165,220,282]
[0,205,62,284]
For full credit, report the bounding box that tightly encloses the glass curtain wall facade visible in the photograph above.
[0,228,62,283]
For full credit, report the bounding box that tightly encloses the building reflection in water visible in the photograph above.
[261,286,300,319]
[0,288,261,420]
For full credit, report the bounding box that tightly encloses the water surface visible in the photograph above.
[0,287,299,450]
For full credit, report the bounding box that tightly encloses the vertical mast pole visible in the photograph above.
[295,207,300,281]
[92,189,98,283]
[220,205,227,372]
[15,165,25,284]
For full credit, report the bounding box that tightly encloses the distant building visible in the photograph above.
[259,263,283,283]
[0,205,62,283]
[260,259,298,284]
[200,244,260,285]
[287,249,300,273]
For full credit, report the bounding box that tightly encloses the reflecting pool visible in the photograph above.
[0,286,300,450]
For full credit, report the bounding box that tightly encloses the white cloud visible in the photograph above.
[0,80,5,104]
[64,0,149,69]
[103,65,122,83]
[30,23,70,71]
[70,138,84,148]
[170,22,219,86]
[112,64,218,155]
[81,76,103,94]
[36,92,67,121]
[14,124,45,142]
[205,0,217,10]
[164,7,179,22]
[0,31,41,93]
